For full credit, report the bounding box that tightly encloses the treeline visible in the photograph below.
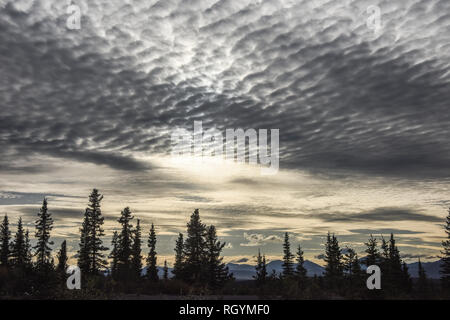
[253,232,435,299]
[0,189,234,297]
[0,188,449,299]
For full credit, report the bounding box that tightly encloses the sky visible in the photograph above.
[0,0,449,266]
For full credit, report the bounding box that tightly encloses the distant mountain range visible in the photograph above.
[227,260,325,280]
[143,259,443,280]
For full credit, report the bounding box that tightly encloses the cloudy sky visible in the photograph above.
[0,0,449,265]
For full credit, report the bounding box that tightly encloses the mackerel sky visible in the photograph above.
[0,0,449,264]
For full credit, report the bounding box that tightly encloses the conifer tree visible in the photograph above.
[183,209,206,283]
[364,234,379,267]
[282,232,294,277]
[117,207,133,279]
[109,231,119,278]
[34,198,53,269]
[254,249,267,285]
[204,225,230,288]
[0,214,10,267]
[11,217,26,268]
[343,247,360,276]
[24,229,32,269]
[388,233,403,289]
[77,189,108,275]
[130,219,142,279]
[172,233,184,280]
[146,223,158,281]
[380,235,390,278]
[440,208,450,290]
[87,189,108,274]
[324,232,343,285]
[78,208,91,273]
[163,260,169,280]
[295,244,307,280]
[56,240,68,274]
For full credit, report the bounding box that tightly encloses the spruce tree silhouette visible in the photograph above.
[109,231,119,278]
[77,189,108,275]
[205,225,231,288]
[254,249,267,286]
[0,215,10,267]
[295,244,307,281]
[183,209,206,284]
[281,232,294,277]
[11,217,26,268]
[364,234,380,267]
[146,223,158,281]
[117,207,134,280]
[34,198,53,270]
[56,240,68,274]
[131,219,142,280]
[78,208,91,273]
[324,232,343,288]
[172,233,184,280]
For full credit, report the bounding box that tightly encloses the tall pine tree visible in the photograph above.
[109,231,119,278]
[324,232,343,285]
[78,208,91,273]
[0,215,10,267]
[77,189,108,275]
[11,217,26,268]
[130,219,142,279]
[343,247,362,277]
[183,209,206,283]
[56,240,68,274]
[204,225,230,288]
[282,232,294,277]
[364,234,379,267]
[24,229,32,269]
[88,189,108,274]
[254,249,267,286]
[146,223,158,281]
[295,244,307,280]
[34,198,53,269]
[117,207,134,280]
[172,233,184,280]
[380,236,390,277]
[388,233,403,290]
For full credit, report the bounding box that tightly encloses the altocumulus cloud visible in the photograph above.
[0,0,448,179]
[240,232,283,247]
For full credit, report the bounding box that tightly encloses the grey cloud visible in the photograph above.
[309,207,443,223]
[17,206,83,220]
[0,0,449,178]
[349,228,424,235]
[0,192,69,205]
